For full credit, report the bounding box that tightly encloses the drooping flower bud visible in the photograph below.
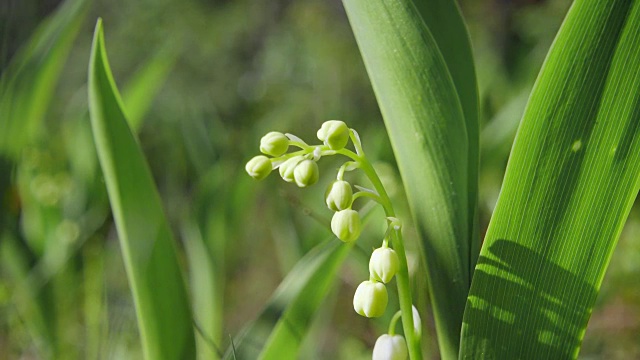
[372,334,408,360]
[369,247,400,283]
[353,280,388,318]
[325,180,353,211]
[279,156,304,183]
[293,160,319,187]
[245,155,272,180]
[317,120,349,150]
[260,131,289,157]
[412,305,422,337]
[331,209,361,242]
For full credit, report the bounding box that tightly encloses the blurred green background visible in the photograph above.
[0,0,638,358]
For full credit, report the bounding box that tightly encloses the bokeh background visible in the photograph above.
[1,0,638,358]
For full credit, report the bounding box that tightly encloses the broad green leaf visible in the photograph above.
[223,239,352,360]
[88,19,195,360]
[0,0,88,157]
[461,1,640,359]
[411,0,481,271]
[343,0,473,358]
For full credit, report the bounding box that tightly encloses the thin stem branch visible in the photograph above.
[356,158,422,359]
[351,191,383,205]
[388,310,402,336]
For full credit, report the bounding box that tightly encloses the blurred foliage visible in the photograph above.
[0,0,637,359]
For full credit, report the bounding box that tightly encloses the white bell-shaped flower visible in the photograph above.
[353,280,387,318]
[331,209,361,242]
[369,247,400,283]
[325,180,353,211]
[372,334,408,360]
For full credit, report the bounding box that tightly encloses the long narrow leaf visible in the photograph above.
[223,240,351,360]
[88,19,195,360]
[122,45,179,131]
[343,0,472,358]
[411,0,481,271]
[461,1,640,358]
[0,0,88,157]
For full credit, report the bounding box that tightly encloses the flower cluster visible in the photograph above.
[245,120,363,242]
[245,120,415,359]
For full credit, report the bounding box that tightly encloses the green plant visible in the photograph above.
[84,0,639,358]
[2,0,639,358]
[344,0,640,358]
[244,122,423,358]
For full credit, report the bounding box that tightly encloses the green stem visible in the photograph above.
[336,144,422,359]
[388,310,402,336]
[351,191,383,205]
[360,160,422,360]
[287,136,421,358]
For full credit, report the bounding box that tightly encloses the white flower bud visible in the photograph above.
[245,155,272,180]
[331,209,361,242]
[369,247,400,283]
[372,334,408,360]
[317,120,349,150]
[293,160,319,187]
[412,305,422,337]
[279,156,304,183]
[260,131,289,156]
[325,180,353,211]
[353,280,388,318]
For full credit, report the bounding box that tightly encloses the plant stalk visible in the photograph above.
[335,144,422,359]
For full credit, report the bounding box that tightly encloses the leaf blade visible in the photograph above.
[343,0,473,357]
[461,1,640,358]
[88,19,195,360]
[223,240,351,360]
[412,0,481,271]
[0,0,88,157]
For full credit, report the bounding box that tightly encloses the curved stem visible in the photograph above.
[270,149,312,164]
[388,310,402,336]
[357,158,422,360]
[351,191,383,205]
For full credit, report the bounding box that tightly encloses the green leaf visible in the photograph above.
[224,240,352,360]
[122,45,179,132]
[411,0,481,269]
[461,1,640,359]
[343,0,475,358]
[0,0,88,157]
[88,19,195,360]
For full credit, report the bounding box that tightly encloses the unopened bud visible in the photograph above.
[412,305,422,337]
[372,334,408,360]
[293,160,319,187]
[317,120,349,150]
[260,132,289,157]
[331,209,361,242]
[245,155,272,180]
[353,280,388,318]
[325,180,353,211]
[369,247,400,283]
[279,156,304,183]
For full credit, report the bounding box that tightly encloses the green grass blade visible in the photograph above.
[223,240,351,360]
[88,19,195,360]
[0,0,88,157]
[343,1,472,358]
[461,1,640,358]
[411,0,481,271]
[122,45,179,132]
